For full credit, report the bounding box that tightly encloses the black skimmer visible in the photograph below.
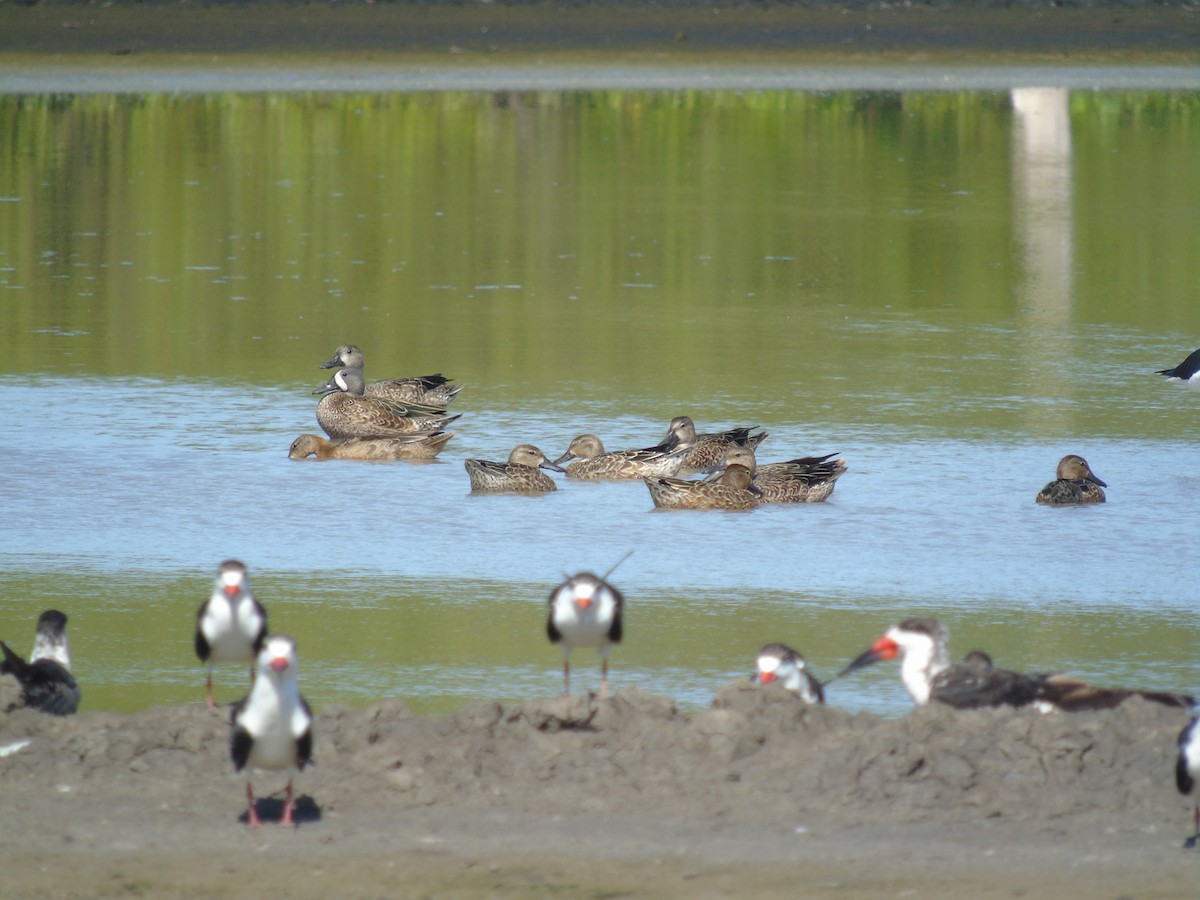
[840,618,1042,709]
[1035,455,1107,505]
[195,560,268,709]
[754,643,824,704]
[1029,672,1193,712]
[1157,347,1200,392]
[1178,717,1200,848]
[230,635,313,828]
[547,570,624,698]
[0,610,80,716]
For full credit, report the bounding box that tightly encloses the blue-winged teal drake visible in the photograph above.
[464,444,565,493]
[552,433,688,480]
[314,367,461,440]
[644,463,761,510]
[709,445,847,503]
[1035,454,1106,505]
[0,609,80,716]
[547,571,624,698]
[288,431,454,461]
[754,643,824,704]
[321,344,463,407]
[1157,347,1200,392]
[661,416,769,475]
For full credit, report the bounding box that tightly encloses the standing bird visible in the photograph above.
[320,343,463,407]
[1157,347,1200,392]
[230,635,313,828]
[547,571,624,699]
[1178,717,1200,848]
[0,610,80,716]
[464,444,565,493]
[1035,454,1107,505]
[754,643,824,704]
[195,560,268,709]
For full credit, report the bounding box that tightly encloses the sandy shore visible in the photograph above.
[2,678,1198,898]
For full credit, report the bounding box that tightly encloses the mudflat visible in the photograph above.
[1,679,1197,898]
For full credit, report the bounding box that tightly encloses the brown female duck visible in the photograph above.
[1035,455,1106,505]
[288,432,454,461]
[644,463,761,510]
[661,416,768,475]
[464,444,565,493]
[552,433,688,480]
[708,445,847,503]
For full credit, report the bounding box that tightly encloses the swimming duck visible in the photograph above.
[1156,347,1200,392]
[754,643,824,704]
[0,609,80,716]
[464,444,565,493]
[707,445,847,503]
[1035,455,1106,505]
[288,432,454,461]
[552,433,688,480]
[645,463,761,510]
[321,343,463,406]
[661,416,768,474]
[314,367,461,441]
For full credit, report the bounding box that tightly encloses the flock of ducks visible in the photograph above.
[289,343,851,509]
[3,344,1198,833]
[284,342,1200,509]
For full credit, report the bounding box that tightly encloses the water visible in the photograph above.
[0,79,1197,717]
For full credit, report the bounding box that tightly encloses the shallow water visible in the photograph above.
[0,77,1197,717]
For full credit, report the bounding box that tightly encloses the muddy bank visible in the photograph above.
[1,681,1196,897]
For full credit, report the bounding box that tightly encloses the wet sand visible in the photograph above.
[2,677,1198,898]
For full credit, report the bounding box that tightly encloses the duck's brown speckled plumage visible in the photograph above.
[465,444,564,493]
[552,433,688,480]
[288,432,454,461]
[1035,455,1106,505]
[314,367,460,440]
[661,416,768,474]
[715,445,847,503]
[645,463,761,510]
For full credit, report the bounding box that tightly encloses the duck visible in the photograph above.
[707,445,847,503]
[1156,347,1200,392]
[645,463,761,510]
[754,643,824,704]
[230,635,313,828]
[464,445,565,493]
[660,416,768,474]
[288,432,453,461]
[195,560,268,709]
[313,367,461,441]
[551,433,688,480]
[1035,454,1106,505]
[321,343,463,406]
[547,571,624,698]
[0,609,80,716]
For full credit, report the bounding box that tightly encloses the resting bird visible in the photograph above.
[1178,716,1200,849]
[1035,455,1106,505]
[754,643,825,704]
[1157,347,1200,392]
[230,635,314,828]
[195,560,268,709]
[0,609,80,716]
[547,571,624,699]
